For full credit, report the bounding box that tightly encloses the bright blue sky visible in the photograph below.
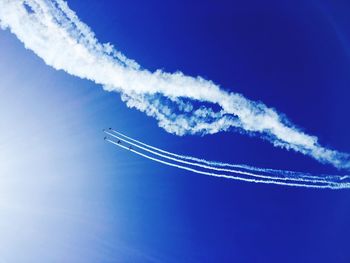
[1,0,350,262]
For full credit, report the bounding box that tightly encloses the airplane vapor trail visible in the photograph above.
[108,129,350,183]
[105,138,350,189]
[104,129,350,188]
[0,0,349,170]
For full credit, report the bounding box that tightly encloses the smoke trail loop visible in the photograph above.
[0,0,349,170]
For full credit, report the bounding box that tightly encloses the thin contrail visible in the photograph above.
[105,138,349,189]
[107,129,349,184]
[104,130,337,184]
[104,130,350,188]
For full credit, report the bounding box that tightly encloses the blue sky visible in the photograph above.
[0,0,350,262]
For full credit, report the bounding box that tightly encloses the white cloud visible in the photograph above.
[0,0,349,170]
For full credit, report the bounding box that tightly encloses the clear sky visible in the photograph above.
[0,0,350,262]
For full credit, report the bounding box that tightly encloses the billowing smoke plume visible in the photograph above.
[0,0,349,170]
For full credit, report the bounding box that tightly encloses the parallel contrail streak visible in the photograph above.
[107,129,349,184]
[104,130,340,185]
[111,129,253,169]
[105,139,348,189]
[109,129,347,182]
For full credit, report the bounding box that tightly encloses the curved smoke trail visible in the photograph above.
[105,136,350,189]
[104,130,350,189]
[0,0,349,170]
[109,129,349,182]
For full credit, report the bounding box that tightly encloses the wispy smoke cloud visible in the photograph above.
[0,0,349,170]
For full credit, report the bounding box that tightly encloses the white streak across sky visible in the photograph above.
[0,0,349,171]
[104,129,350,189]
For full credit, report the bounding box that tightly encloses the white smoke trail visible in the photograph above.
[105,138,350,189]
[104,130,350,186]
[0,0,349,170]
[109,129,350,182]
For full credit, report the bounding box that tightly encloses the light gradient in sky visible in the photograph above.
[1,0,350,262]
